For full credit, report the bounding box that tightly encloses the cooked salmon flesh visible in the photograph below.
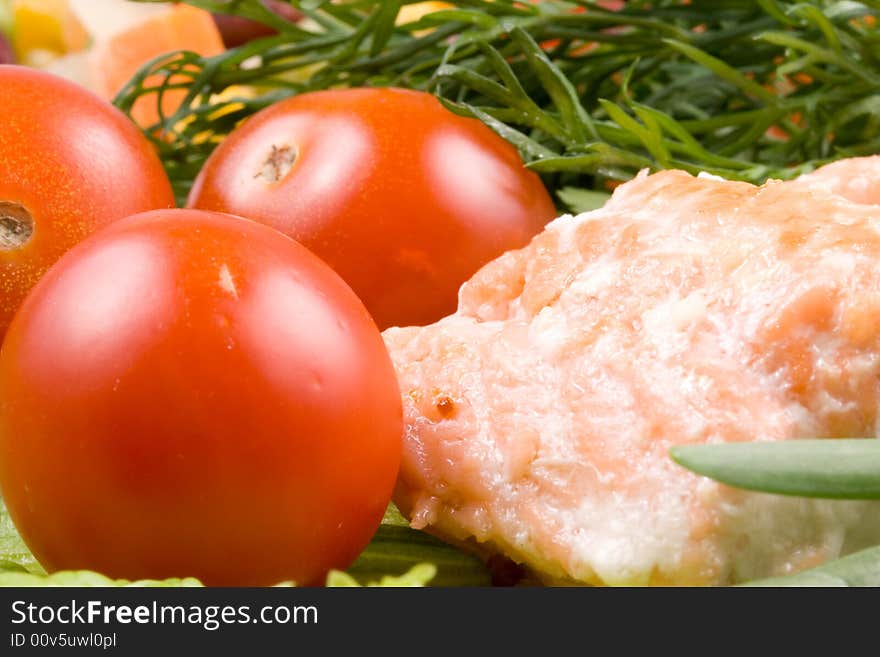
[383,156,880,586]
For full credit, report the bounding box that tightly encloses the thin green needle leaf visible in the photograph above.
[527,144,653,173]
[369,0,403,56]
[433,58,570,140]
[757,30,880,85]
[413,9,499,30]
[630,102,753,170]
[662,38,779,105]
[827,94,880,132]
[473,42,549,121]
[509,27,598,142]
[755,0,798,25]
[599,99,670,167]
[442,100,560,161]
[791,4,843,52]
[433,63,517,106]
[670,439,880,499]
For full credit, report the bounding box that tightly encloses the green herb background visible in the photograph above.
[118,0,880,206]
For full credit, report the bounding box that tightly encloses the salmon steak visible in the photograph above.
[383,157,880,586]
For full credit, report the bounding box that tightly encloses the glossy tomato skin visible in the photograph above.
[0,65,175,335]
[0,209,402,586]
[188,87,556,329]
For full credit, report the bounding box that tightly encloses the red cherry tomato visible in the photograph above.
[0,209,402,586]
[0,66,175,335]
[187,87,556,329]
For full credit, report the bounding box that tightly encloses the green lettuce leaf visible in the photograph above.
[0,498,485,587]
[0,497,43,576]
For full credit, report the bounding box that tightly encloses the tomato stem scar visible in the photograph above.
[0,201,34,250]
[256,144,297,182]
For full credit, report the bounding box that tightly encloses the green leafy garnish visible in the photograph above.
[121,0,880,205]
[0,562,436,588]
[0,498,486,587]
[0,498,43,576]
[0,569,204,588]
[742,545,880,587]
[348,524,491,587]
[670,439,880,500]
[326,563,437,588]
